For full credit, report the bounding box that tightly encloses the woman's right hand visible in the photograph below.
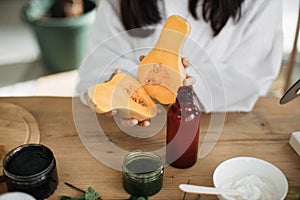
[104,69,151,127]
[139,55,196,86]
[181,57,196,86]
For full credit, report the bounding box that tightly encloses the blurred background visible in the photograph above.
[0,0,299,97]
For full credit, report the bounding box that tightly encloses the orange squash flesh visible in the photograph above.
[137,15,190,104]
[87,74,158,121]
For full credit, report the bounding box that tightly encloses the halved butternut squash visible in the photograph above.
[137,15,190,104]
[87,73,158,121]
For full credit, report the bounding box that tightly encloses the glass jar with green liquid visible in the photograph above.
[122,151,164,199]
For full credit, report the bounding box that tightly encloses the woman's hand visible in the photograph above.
[139,56,195,86]
[105,56,195,127]
[181,57,196,86]
[104,69,151,127]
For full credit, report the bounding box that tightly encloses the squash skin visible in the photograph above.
[137,15,190,104]
[87,74,158,121]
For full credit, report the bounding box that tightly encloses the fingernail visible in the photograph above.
[182,57,190,67]
[142,121,150,127]
[128,119,138,127]
[106,112,113,117]
[183,78,195,86]
[139,55,145,61]
[111,110,117,115]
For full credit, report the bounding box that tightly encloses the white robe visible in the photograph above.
[77,0,283,112]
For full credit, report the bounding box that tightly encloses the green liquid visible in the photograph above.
[122,158,163,197]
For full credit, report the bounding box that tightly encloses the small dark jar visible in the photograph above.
[2,144,58,200]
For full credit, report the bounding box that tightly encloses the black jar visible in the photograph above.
[2,144,58,200]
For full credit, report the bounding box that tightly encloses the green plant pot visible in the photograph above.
[21,0,96,72]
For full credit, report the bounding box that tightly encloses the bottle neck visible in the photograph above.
[176,86,194,104]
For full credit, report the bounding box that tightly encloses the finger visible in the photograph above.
[183,75,196,86]
[139,55,145,62]
[105,112,113,117]
[121,119,139,127]
[115,69,122,74]
[138,120,151,127]
[112,69,122,77]
[157,108,162,114]
[106,110,117,117]
[181,57,190,68]
[108,69,122,81]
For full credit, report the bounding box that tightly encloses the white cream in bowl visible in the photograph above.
[213,157,288,200]
[222,174,275,200]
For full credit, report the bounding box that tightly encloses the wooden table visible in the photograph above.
[0,97,299,200]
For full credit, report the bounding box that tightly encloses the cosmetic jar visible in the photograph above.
[122,151,164,197]
[2,144,58,200]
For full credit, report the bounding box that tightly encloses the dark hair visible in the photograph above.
[120,0,162,29]
[120,0,244,36]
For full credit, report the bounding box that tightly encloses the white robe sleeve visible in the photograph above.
[187,0,283,112]
[77,0,140,104]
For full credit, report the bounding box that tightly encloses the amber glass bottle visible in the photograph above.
[166,86,201,168]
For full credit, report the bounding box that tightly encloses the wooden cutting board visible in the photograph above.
[0,101,40,176]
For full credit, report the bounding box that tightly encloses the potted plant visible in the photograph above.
[21,0,96,72]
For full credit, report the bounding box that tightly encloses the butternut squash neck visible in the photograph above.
[155,15,190,55]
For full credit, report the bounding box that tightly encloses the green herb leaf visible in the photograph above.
[61,196,80,200]
[78,194,86,200]
[61,187,101,200]
[84,187,101,200]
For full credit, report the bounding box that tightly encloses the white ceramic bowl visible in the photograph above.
[213,157,288,200]
[0,192,36,200]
